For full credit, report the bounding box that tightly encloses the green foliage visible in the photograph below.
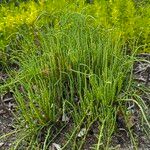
[0,0,150,50]
[0,1,150,149]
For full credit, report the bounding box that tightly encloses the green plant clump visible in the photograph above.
[0,1,150,150]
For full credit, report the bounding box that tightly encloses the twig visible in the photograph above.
[0,95,11,115]
[145,66,150,86]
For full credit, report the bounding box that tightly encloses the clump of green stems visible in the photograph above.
[0,12,149,149]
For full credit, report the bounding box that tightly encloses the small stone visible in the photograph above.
[62,113,69,122]
[0,142,4,147]
[49,143,61,150]
[77,128,86,137]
